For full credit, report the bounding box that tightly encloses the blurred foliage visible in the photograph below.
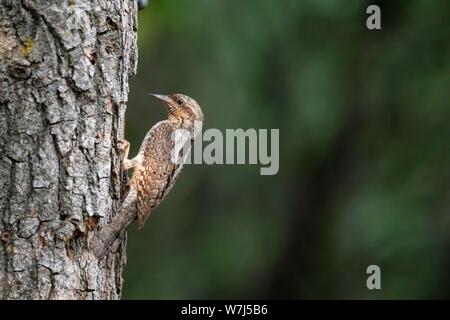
[123,0,450,299]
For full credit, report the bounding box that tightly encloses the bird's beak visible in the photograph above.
[148,94,173,105]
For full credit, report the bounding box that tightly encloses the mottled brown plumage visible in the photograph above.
[122,94,204,229]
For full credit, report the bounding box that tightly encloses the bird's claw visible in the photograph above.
[118,139,132,170]
[117,139,130,152]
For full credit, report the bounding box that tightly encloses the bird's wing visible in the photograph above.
[131,121,191,229]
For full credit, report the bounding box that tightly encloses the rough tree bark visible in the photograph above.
[0,0,137,299]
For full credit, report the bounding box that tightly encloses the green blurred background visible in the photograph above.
[123,0,450,299]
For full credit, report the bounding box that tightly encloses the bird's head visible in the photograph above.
[149,93,204,125]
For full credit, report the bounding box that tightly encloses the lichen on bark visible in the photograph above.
[0,0,137,299]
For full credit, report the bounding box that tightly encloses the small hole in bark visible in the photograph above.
[1,231,11,243]
[105,16,117,30]
[8,65,31,80]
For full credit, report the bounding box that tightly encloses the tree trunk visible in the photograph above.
[0,0,137,299]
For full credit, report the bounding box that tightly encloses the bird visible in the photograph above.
[90,93,204,258]
[120,93,204,229]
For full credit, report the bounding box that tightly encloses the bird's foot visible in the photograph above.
[117,139,131,169]
[117,139,130,154]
